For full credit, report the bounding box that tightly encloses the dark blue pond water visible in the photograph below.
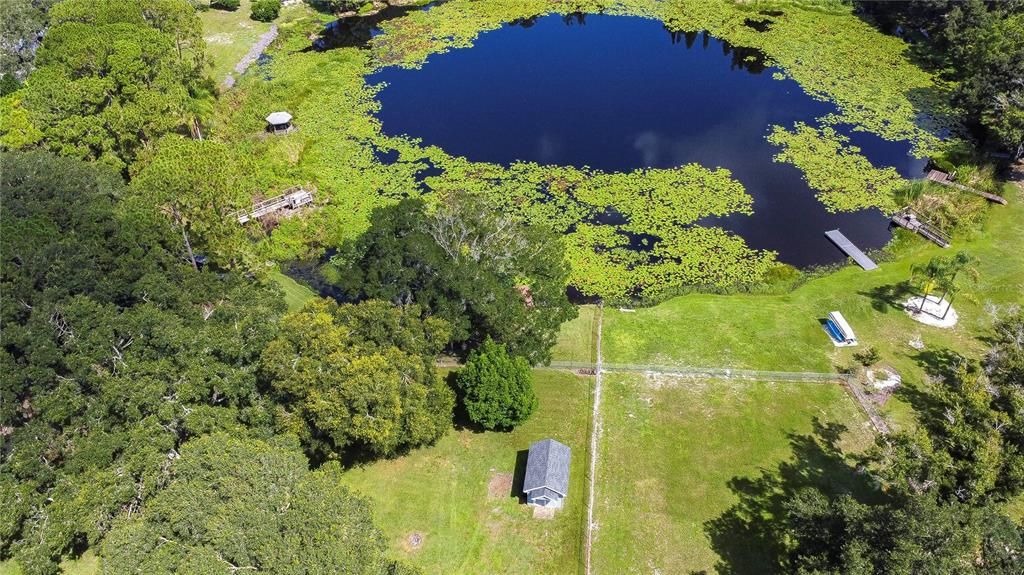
[368,14,926,267]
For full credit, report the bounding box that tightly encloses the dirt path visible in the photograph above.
[221,24,278,90]
[584,303,604,575]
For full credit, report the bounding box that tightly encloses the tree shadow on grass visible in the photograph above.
[892,347,974,439]
[912,347,968,381]
[858,281,914,313]
[704,419,880,574]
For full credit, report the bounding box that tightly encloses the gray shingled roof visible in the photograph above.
[523,438,570,497]
[532,487,560,501]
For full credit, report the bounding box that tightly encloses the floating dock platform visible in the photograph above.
[824,229,878,271]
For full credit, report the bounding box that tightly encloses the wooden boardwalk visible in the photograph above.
[890,211,951,248]
[926,169,1007,205]
[234,187,313,224]
[825,229,878,270]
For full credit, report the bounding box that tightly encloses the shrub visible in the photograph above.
[211,0,240,10]
[854,346,881,367]
[456,338,537,430]
[250,0,281,21]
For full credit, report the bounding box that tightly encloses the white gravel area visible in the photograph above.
[904,295,959,328]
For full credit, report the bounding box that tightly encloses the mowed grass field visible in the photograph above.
[338,370,592,575]
[592,188,1023,429]
[549,304,599,365]
[269,269,317,311]
[591,373,874,574]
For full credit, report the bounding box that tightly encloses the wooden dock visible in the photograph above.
[234,187,313,224]
[824,229,878,271]
[890,210,951,248]
[926,169,1007,205]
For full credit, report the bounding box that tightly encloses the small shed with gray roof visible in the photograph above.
[522,438,571,508]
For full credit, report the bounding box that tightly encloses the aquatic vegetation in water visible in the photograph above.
[215,0,955,299]
[418,158,761,299]
[566,224,777,300]
[370,0,955,153]
[767,123,906,214]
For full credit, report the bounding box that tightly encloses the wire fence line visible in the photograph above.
[543,360,853,384]
[544,361,893,433]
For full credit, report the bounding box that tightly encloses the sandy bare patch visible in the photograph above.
[867,367,901,390]
[644,372,711,391]
[204,33,233,45]
[532,506,556,520]
[905,295,958,328]
[487,472,513,499]
[400,532,425,553]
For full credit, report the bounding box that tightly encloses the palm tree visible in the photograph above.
[910,251,977,318]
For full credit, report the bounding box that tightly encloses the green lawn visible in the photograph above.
[269,269,317,311]
[592,373,874,574]
[550,305,598,365]
[599,188,1023,429]
[339,370,592,575]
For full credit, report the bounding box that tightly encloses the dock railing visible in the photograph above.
[233,186,314,224]
[891,209,951,248]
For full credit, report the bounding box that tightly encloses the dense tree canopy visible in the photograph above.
[987,310,1024,390]
[456,338,537,430]
[946,3,1024,153]
[784,487,1022,574]
[101,433,418,575]
[260,298,455,460]
[332,194,577,365]
[710,420,1024,574]
[0,0,210,171]
[868,338,1024,505]
[128,137,252,269]
[746,316,1024,574]
[859,0,1024,152]
[0,152,285,573]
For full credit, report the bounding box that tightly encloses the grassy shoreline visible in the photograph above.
[570,181,1023,432]
[212,0,957,300]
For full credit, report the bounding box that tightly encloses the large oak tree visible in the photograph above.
[102,433,420,575]
[260,299,454,460]
[332,194,577,365]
